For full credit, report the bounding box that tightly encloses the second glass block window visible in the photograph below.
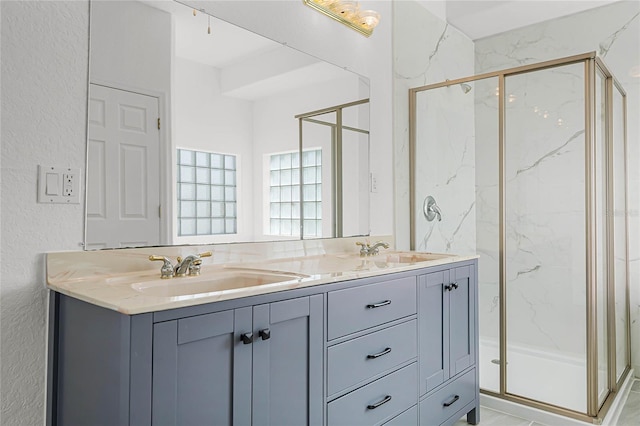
[269,149,322,237]
[177,149,237,236]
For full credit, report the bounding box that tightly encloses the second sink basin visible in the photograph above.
[131,268,309,298]
[383,251,454,264]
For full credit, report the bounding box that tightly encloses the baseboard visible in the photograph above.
[480,369,635,426]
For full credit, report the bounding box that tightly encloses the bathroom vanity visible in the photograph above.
[46,241,479,426]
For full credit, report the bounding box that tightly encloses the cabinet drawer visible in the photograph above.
[327,363,417,426]
[328,320,417,396]
[420,369,476,426]
[384,405,417,425]
[328,277,416,339]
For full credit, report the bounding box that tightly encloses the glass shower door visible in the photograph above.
[504,63,587,413]
[612,85,629,384]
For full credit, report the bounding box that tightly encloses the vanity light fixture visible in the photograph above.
[303,0,381,37]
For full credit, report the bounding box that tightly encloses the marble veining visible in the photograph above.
[599,11,640,57]
[392,0,475,251]
[514,129,585,177]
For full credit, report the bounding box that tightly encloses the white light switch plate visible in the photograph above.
[38,166,81,204]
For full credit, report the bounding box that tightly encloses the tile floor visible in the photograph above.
[616,379,640,426]
[453,379,640,426]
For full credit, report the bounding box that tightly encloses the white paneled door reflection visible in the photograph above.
[86,84,160,249]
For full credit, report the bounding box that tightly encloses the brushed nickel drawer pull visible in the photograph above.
[367,347,392,359]
[366,300,391,309]
[443,395,460,407]
[367,395,392,410]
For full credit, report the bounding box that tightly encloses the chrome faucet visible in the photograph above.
[356,241,390,257]
[174,251,212,277]
[149,251,212,278]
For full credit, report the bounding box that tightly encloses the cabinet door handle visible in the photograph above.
[366,300,391,309]
[367,395,392,410]
[444,283,458,291]
[367,347,392,359]
[240,332,254,345]
[443,395,460,407]
[258,328,271,341]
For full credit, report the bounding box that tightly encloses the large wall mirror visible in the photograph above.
[85,0,371,250]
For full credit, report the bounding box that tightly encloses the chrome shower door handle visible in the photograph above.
[423,195,442,222]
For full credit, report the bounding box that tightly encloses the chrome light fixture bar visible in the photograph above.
[303,0,381,37]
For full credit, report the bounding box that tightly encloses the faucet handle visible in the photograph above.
[356,241,370,256]
[149,255,175,279]
[188,259,203,276]
[198,251,213,259]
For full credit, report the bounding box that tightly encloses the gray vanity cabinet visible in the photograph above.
[419,264,478,426]
[251,295,324,426]
[151,308,251,425]
[48,258,479,426]
[151,295,323,426]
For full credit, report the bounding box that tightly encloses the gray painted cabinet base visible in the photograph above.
[47,259,479,426]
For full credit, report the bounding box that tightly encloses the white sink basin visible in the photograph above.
[131,268,309,298]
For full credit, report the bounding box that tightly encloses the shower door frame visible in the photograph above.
[295,98,370,238]
[408,52,630,423]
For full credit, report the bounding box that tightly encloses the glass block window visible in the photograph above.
[269,149,322,237]
[177,149,237,236]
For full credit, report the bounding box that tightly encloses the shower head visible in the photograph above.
[460,83,472,94]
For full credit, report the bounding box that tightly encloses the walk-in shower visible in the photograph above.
[409,52,629,422]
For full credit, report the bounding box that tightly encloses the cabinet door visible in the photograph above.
[419,270,450,395]
[152,307,252,426]
[449,265,475,377]
[252,295,323,426]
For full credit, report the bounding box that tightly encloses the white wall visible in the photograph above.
[90,0,171,94]
[1,1,89,424]
[0,0,393,422]
[475,0,640,377]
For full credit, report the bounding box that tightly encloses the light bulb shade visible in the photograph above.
[358,10,380,28]
[304,0,380,37]
[332,1,359,17]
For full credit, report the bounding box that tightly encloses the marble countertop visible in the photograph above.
[46,237,478,315]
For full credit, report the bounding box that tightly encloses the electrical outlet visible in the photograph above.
[63,173,75,197]
[38,166,81,204]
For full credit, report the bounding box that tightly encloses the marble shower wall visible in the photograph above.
[475,1,640,372]
[393,0,476,255]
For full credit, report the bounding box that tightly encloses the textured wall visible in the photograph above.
[1,1,89,424]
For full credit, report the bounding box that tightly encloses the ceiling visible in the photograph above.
[141,0,355,100]
[420,0,621,40]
